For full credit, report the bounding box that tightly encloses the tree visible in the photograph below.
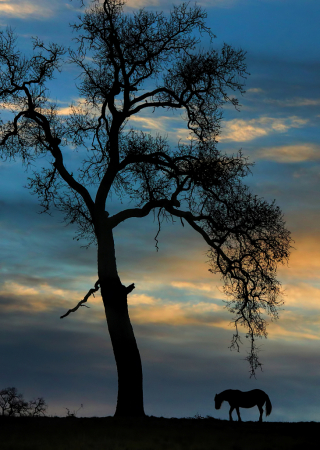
[28,396,48,417]
[0,387,27,417]
[0,0,291,417]
[0,387,47,417]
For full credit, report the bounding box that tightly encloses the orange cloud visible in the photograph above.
[278,232,320,282]
[125,0,159,8]
[125,0,238,9]
[280,283,320,310]
[0,280,98,314]
[256,144,320,163]
[220,116,308,142]
[0,1,51,18]
[268,309,320,342]
[129,295,228,328]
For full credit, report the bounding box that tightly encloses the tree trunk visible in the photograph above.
[97,224,145,417]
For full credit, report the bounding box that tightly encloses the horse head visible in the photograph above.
[214,393,222,410]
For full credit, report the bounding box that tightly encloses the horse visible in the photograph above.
[214,389,272,422]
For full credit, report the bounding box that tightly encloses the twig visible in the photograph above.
[60,279,100,319]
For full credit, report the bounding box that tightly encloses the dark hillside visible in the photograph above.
[0,416,317,450]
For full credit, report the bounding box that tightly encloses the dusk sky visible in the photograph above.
[1,0,320,421]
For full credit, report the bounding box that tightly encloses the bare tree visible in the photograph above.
[0,387,25,417]
[65,404,83,418]
[0,0,291,417]
[0,387,47,417]
[28,397,48,417]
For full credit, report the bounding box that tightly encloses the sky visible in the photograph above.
[0,0,320,421]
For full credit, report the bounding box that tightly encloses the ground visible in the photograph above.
[0,415,316,449]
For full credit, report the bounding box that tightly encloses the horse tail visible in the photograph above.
[265,394,272,416]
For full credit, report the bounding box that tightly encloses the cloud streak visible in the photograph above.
[0,1,52,18]
[219,116,308,142]
[265,97,320,108]
[125,0,238,10]
[128,115,191,143]
[256,143,320,163]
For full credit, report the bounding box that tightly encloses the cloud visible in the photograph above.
[0,277,229,329]
[247,88,264,94]
[129,294,227,328]
[129,293,157,305]
[278,232,320,282]
[280,283,320,311]
[220,116,308,142]
[256,143,320,163]
[125,0,159,8]
[0,279,98,314]
[128,114,191,143]
[268,309,320,342]
[170,281,225,300]
[0,98,85,117]
[55,106,76,116]
[265,97,320,107]
[0,1,52,18]
[125,0,237,10]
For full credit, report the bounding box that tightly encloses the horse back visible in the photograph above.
[226,389,268,408]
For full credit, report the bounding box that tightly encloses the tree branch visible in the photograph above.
[60,279,100,319]
[25,108,96,217]
[128,86,181,110]
[60,280,136,319]
[108,198,180,228]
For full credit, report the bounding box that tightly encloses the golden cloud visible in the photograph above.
[220,116,308,142]
[278,232,320,282]
[125,0,159,8]
[125,0,238,9]
[2,272,319,346]
[170,281,225,300]
[129,293,157,305]
[0,277,230,330]
[269,324,320,342]
[0,280,96,313]
[0,1,51,18]
[268,309,320,342]
[280,283,320,310]
[256,144,320,163]
[128,291,320,344]
[2,223,320,345]
[129,295,227,328]
[0,281,56,312]
[0,99,87,117]
[247,88,264,94]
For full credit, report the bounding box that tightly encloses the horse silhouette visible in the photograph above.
[214,389,272,422]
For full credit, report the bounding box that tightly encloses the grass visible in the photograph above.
[0,415,318,450]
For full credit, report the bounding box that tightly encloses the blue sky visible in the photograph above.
[1,0,320,421]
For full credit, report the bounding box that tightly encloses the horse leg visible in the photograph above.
[236,407,242,422]
[258,405,263,422]
[229,406,234,421]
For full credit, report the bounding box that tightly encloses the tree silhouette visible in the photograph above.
[0,387,47,417]
[0,0,291,417]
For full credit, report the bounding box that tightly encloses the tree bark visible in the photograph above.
[97,224,145,417]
